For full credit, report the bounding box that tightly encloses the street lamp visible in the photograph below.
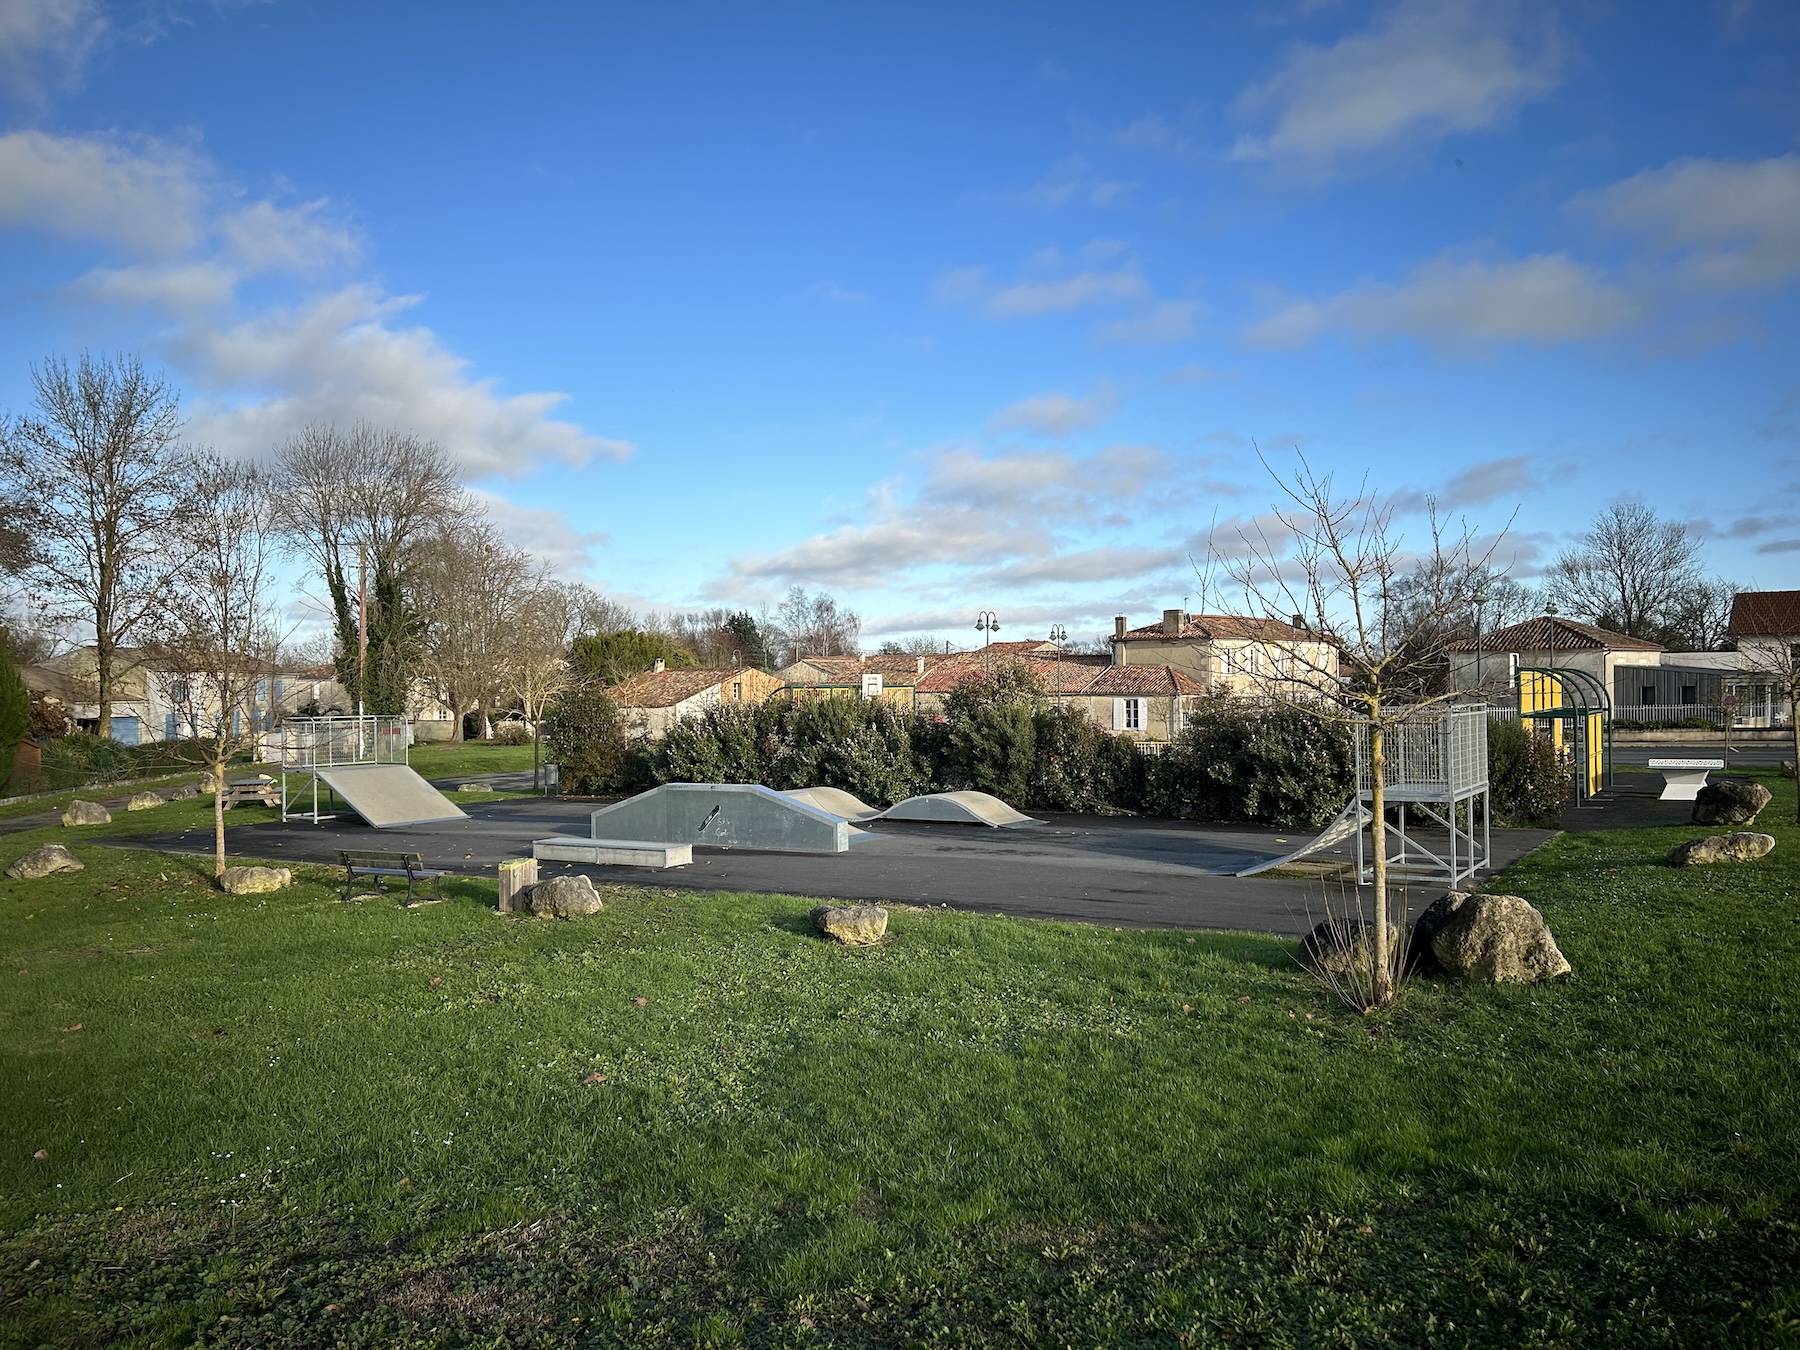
[1048,624,1067,704]
[975,611,1000,675]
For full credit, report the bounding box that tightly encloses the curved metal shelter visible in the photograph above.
[1516,667,1613,806]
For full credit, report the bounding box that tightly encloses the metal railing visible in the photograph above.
[1355,703,1489,795]
[1612,703,1792,730]
[276,716,409,769]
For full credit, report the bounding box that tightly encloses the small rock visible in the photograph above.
[1428,892,1570,984]
[126,791,164,811]
[810,903,888,946]
[218,866,291,895]
[1692,780,1772,827]
[1298,917,1376,979]
[527,874,603,917]
[32,1149,47,1161]
[1668,832,1776,867]
[61,799,110,827]
[166,782,200,801]
[6,844,84,880]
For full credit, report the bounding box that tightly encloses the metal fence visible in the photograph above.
[275,716,409,769]
[1354,703,1489,796]
[1613,703,1793,730]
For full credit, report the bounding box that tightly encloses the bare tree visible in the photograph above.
[1226,456,1502,1009]
[1546,501,1707,643]
[876,633,947,658]
[272,423,466,716]
[777,587,861,663]
[0,353,190,738]
[411,519,532,740]
[504,580,584,788]
[156,454,283,879]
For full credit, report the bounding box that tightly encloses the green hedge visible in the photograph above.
[1144,697,1355,829]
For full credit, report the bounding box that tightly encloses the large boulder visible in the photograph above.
[1668,832,1776,867]
[61,799,110,827]
[218,866,291,895]
[126,791,164,811]
[6,844,84,880]
[811,903,888,946]
[1427,891,1570,983]
[528,874,603,917]
[166,782,200,801]
[1299,916,1376,979]
[1692,780,1771,827]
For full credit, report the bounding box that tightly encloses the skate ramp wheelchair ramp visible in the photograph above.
[878,791,1038,828]
[314,764,468,829]
[781,786,884,822]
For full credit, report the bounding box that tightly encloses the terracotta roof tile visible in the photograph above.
[1114,614,1313,643]
[1444,615,1662,653]
[1729,589,1800,638]
[609,667,749,709]
[1079,665,1206,696]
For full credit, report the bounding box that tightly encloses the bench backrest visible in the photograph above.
[338,849,425,868]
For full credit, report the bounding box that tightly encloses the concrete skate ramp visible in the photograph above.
[879,791,1037,828]
[315,764,468,829]
[781,786,883,822]
[589,783,849,853]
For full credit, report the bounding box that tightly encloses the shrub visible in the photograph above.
[1144,696,1354,829]
[658,702,766,785]
[0,647,27,793]
[1028,704,1144,812]
[546,685,636,795]
[936,661,1046,806]
[760,697,927,807]
[492,719,531,746]
[1487,717,1568,826]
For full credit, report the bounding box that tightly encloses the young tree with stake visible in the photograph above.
[160,455,283,880]
[1225,454,1506,1009]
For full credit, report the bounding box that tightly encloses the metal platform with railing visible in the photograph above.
[1351,703,1491,888]
[277,716,410,823]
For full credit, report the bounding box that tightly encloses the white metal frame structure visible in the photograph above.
[1352,703,1491,888]
[279,716,409,823]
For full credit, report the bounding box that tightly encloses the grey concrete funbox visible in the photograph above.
[531,782,850,866]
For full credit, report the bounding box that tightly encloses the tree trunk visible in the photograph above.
[1369,711,1392,1008]
[95,633,113,741]
[1792,691,1799,825]
[213,758,227,878]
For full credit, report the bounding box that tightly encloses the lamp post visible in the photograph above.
[1048,624,1067,704]
[975,611,1000,675]
[1472,580,1489,698]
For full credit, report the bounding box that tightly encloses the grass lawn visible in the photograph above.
[2,777,1797,1346]
[407,742,543,783]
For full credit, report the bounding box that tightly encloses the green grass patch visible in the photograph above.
[407,742,541,782]
[1,776,1797,1345]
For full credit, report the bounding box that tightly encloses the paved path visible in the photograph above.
[104,798,1555,937]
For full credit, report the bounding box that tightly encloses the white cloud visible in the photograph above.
[985,386,1118,437]
[1027,154,1137,208]
[803,279,867,303]
[979,546,1183,587]
[1097,299,1197,346]
[1441,455,1539,506]
[0,0,106,101]
[1247,252,1641,348]
[467,489,605,579]
[720,443,1178,592]
[3,130,634,479]
[1572,154,1800,292]
[0,129,204,255]
[935,261,1149,319]
[1231,0,1562,177]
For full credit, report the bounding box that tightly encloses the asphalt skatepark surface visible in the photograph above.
[107,795,1560,937]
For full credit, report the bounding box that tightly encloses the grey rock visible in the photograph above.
[1429,891,1571,984]
[811,903,888,946]
[528,873,603,917]
[61,799,110,827]
[166,782,200,801]
[218,865,291,895]
[1780,760,1795,779]
[1692,780,1771,827]
[1668,832,1776,867]
[1298,916,1376,979]
[126,791,164,811]
[457,782,494,792]
[6,843,84,880]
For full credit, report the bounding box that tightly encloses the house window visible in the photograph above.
[1680,685,1697,706]
[732,682,742,700]
[169,679,189,704]
[232,709,241,736]
[1123,698,1142,730]
[257,678,268,701]
[165,712,177,739]
[1641,685,1656,706]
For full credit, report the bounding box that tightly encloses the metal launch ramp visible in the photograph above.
[313,764,467,828]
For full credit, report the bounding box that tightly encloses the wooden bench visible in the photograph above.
[221,774,281,809]
[1647,758,1724,801]
[337,849,446,905]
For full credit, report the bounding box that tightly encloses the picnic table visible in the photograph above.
[220,774,281,809]
[1647,758,1724,801]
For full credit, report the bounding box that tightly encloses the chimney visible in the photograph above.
[651,658,665,674]
[1162,608,1182,635]
[916,655,926,674]
[1291,613,1307,632]
[1114,615,1127,639]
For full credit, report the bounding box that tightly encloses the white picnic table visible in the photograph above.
[1647,758,1724,801]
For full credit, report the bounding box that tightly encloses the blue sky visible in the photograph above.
[2,0,1797,647]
